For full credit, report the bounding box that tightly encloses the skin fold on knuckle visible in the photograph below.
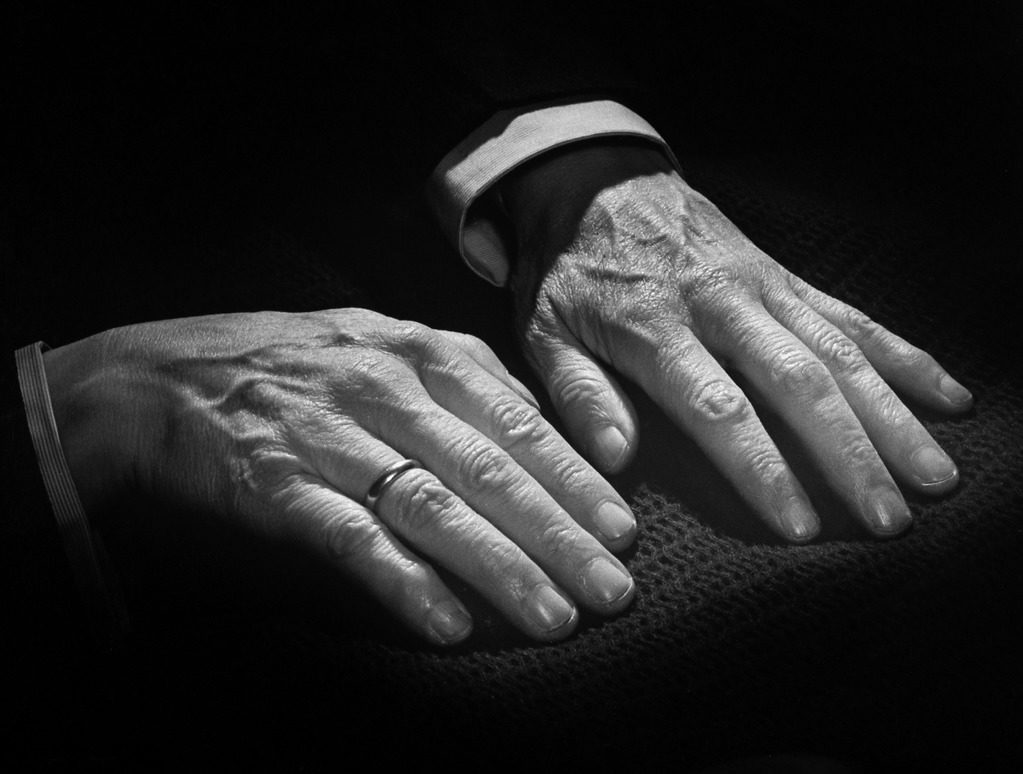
[688,379,751,424]
[550,370,610,419]
[828,435,887,485]
[839,305,879,340]
[488,394,548,449]
[389,472,465,534]
[454,440,519,494]
[321,508,388,565]
[769,351,834,403]
[546,452,593,495]
[531,517,587,566]
[227,443,301,518]
[813,327,868,377]
[679,264,738,314]
[741,443,790,488]
[855,384,918,433]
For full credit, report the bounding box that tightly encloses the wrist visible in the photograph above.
[497,139,677,245]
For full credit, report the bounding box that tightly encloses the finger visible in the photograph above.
[363,383,636,616]
[766,290,959,494]
[610,320,820,542]
[523,312,639,474]
[294,426,583,640]
[714,300,912,536]
[417,344,637,551]
[370,464,583,641]
[437,330,540,409]
[787,276,973,413]
[276,473,473,646]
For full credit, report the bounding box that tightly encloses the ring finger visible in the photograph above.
[298,427,582,640]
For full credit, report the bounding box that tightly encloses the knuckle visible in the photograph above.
[229,445,297,505]
[842,438,884,469]
[457,442,517,492]
[842,306,877,338]
[869,389,913,427]
[771,351,834,401]
[681,265,735,306]
[690,379,750,422]
[390,473,462,531]
[348,354,403,396]
[744,446,788,483]
[552,371,605,412]
[461,332,492,358]
[388,320,447,364]
[489,395,548,448]
[815,328,865,373]
[534,520,583,561]
[547,453,591,493]
[322,510,380,563]
[221,376,287,418]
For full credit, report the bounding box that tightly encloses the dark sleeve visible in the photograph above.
[350,4,652,178]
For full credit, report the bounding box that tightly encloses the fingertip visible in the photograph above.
[594,500,638,548]
[909,445,960,494]
[579,555,636,613]
[918,467,960,496]
[937,373,973,412]
[865,487,914,538]
[590,423,634,473]
[778,497,820,544]
[424,599,474,646]
[526,584,579,641]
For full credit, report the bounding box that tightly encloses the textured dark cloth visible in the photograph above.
[2,5,1021,771]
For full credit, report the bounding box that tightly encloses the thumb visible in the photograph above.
[525,316,638,473]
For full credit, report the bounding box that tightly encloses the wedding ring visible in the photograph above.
[364,459,422,512]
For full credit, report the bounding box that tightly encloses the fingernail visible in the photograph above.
[780,497,819,542]
[593,425,629,470]
[528,585,576,633]
[869,488,913,535]
[910,445,958,487]
[938,373,973,406]
[580,556,634,607]
[594,501,636,542]
[426,601,473,644]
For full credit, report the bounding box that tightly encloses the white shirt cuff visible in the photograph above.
[427,99,680,286]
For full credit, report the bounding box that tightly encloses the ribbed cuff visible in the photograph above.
[427,99,681,286]
[15,342,130,651]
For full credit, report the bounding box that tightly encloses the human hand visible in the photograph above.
[499,143,973,541]
[42,309,636,644]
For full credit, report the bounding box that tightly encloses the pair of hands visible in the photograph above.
[44,143,971,645]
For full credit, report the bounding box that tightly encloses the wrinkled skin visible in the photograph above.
[500,143,972,541]
[44,309,636,645]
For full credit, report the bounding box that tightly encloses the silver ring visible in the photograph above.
[364,458,422,512]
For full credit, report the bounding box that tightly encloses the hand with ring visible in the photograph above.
[42,308,637,645]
